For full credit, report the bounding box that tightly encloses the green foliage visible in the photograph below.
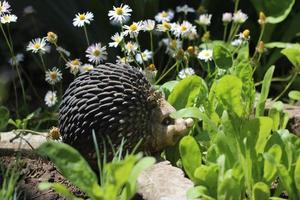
[288,90,300,100]
[0,162,20,200]
[212,43,233,69]
[37,141,155,200]
[281,44,300,72]
[0,106,9,131]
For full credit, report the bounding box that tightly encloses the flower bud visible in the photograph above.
[46,31,58,44]
[258,11,266,25]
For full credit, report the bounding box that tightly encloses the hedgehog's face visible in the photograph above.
[149,99,194,152]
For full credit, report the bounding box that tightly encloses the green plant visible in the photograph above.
[0,162,20,200]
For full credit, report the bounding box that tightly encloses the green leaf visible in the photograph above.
[263,144,282,183]
[0,106,9,131]
[251,0,295,24]
[38,182,82,200]
[256,66,275,117]
[179,136,202,182]
[194,165,218,196]
[281,45,300,71]
[288,90,300,100]
[295,156,300,195]
[213,44,233,69]
[170,107,202,120]
[217,170,241,200]
[255,117,273,154]
[160,80,179,98]
[265,42,295,49]
[214,75,243,117]
[277,164,293,194]
[187,186,215,200]
[168,75,208,109]
[253,182,270,200]
[37,141,102,199]
[121,157,155,200]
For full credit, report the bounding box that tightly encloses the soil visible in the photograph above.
[0,156,87,200]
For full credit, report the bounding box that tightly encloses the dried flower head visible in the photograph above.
[47,126,61,140]
[46,31,58,44]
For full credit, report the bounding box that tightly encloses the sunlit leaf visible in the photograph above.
[253,182,270,200]
[213,43,233,69]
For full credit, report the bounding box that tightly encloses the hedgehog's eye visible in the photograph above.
[161,116,174,126]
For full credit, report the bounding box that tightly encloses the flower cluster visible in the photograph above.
[0,1,17,24]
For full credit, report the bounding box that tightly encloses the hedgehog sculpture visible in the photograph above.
[59,63,193,163]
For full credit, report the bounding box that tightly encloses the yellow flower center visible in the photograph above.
[129,24,138,31]
[161,11,168,18]
[180,25,187,32]
[93,49,101,56]
[170,40,177,49]
[34,43,41,49]
[79,14,86,21]
[72,59,80,65]
[204,52,210,57]
[163,22,171,29]
[148,64,156,71]
[50,72,57,80]
[116,7,123,15]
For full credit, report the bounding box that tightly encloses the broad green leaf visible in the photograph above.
[160,80,178,98]
[277,164,293,194]
[37,141,102,199]
[218,171,241,200]
[281,45,300,71]
[0,106,9,131]
[214,75,243,117]
[265,42,295,49]
[288,90,300,100]
[213,44,233,69]
[168,76,207,109]
[256,66,275,117]
[295,156,300,194]
[170,107,202,120]
[253,182,270,200]
[38,182,82,200]
[187,186,215,200]
[255,117,273,153]
[121,157,155,200]
[180,136,202,182]
[263,144,282,183]
[194,165,218,196]
[251,0,295,23]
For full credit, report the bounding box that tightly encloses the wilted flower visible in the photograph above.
[176,5,195,15]
[0,14,17,24]
[109,32,124,48]
[44,91,57,107]
[198,49,213,62]
[222,12,232,23]
[136,49,153,64]
[256,41,265,54]
[197,14,212,26]
[0,1,11,15]
[239,29,250,40]
[80,63,94,73]
[155,10,174,22]
[26,38,49,54]
[66,58,81,75]
[142,19,156,31]
[85,43,107,64]
[46,31,58,44]
[124,41,138,55]
[47,126,60,140]
[233,10,248,24]
[73,11,94,27]
[123,21,142,38]
[8,53,24,66]
[108,4,132,24]
[45,67,62,85]
[178,68,195,79]
[258,11,266,25]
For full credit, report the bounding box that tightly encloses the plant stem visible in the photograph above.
[135,36,145,68]
[223,24,228,41]
[254,75,292,86]
[150,32,155,64]
[83,25,90,46]
[274,72,298,101]
[39,53,47,71]
[155,61,178,85]
[234,0,240,12]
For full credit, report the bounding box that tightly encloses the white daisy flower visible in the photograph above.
[197,14,212,26]
[222,12,232,23]
[109,32,124,48]
[176,5,195,15]
[198,49,213,62]
[73,11,94,27]
[80,63,94,73]
[23,5,35,15]
[162,38,183,57]
[8,53,24,66]
[142,19,155,32]
[155,10,174,22]
[108,4,132,24]
[0,1,10,15]
[156,21,172,32]
[26,38,49,54]
[233,10,248,24]
[231,38,242,46]
[66,59,81,75]
[144,64,157,83]
[123,21,142,38]
[44,91,58,107]
[124,41,138,55]
[45,67,63,85]
[136,49,153,64]
[0,14,17,24]
[171,20,196,38]
[85,43,108,64]
[116,56,133,64]
[178,68,195,79]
